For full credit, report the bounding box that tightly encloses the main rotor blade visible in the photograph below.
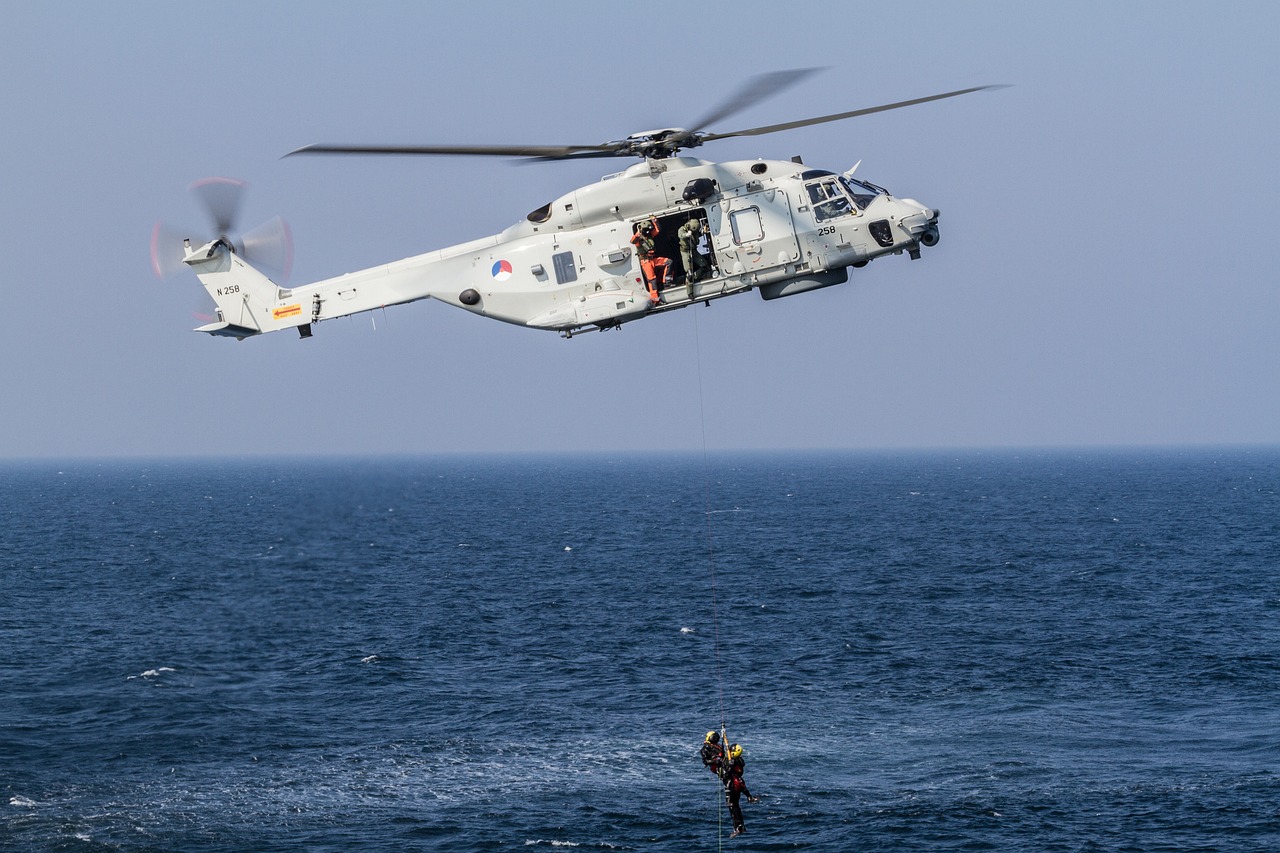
[700,85,1005,142]
[688,68,823,134]
[286,142,622,160]
[526,149,642,162]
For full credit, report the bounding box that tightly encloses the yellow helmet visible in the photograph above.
[705,730,720,743]
[729,744,743,759]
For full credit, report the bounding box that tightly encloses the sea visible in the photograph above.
[2,449,1278,851]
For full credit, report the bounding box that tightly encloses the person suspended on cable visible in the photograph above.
[700,730,725,776]
[720,742,760,838]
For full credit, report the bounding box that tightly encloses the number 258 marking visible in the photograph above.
[816,226,837,236]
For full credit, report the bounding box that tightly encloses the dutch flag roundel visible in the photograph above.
[491,260,513,281]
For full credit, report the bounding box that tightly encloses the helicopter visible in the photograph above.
[155,71,998,341]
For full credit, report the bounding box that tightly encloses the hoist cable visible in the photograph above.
[692,305,727,850]
[692,306,726,731]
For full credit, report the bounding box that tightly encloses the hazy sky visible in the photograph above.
[2,1,1276,457]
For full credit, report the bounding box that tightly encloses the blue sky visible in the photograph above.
[1,1,1276,457]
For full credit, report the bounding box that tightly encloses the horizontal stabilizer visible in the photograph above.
[194,319,259,339]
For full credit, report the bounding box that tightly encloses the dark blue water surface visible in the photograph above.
[3,450,1279,851]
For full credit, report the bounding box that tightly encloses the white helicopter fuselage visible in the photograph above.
[185,155,939,340]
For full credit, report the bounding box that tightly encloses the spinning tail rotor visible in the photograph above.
[151,177,293,285]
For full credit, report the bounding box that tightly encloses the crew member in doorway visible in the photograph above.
[677,218,711,299]
[700,730,724,776]
[721,743,760,838]
[631,217,671,303]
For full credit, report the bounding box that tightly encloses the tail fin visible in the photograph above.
[185,239,308,339]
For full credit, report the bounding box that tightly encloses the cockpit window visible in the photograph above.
[806,179,853,221]
[839,177,882,209]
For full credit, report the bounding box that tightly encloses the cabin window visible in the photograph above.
[552,251,577,284]
[730,207,764,244]
[527,202,553,223]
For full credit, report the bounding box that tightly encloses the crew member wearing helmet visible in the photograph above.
[721,742,759,838]
[677,217,711,299]
[700,730,724,776]
[630,217,671,303]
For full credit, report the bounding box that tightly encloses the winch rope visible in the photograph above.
[691,305,728,850]
[693,306,727,733]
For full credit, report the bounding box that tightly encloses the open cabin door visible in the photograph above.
[633,209,719,293]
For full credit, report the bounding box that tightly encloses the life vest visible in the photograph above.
[632,232,656,260]
[723,756,746,791]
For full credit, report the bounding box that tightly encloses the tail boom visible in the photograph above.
[185,239,430,339]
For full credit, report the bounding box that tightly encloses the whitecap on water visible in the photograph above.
[9,795,37,807]
[680,627,695,634]
[126,667,175,680]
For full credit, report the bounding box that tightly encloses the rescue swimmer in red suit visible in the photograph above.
[721,742,759,838]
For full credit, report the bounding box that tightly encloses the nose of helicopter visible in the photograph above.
[898,200,940,247]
